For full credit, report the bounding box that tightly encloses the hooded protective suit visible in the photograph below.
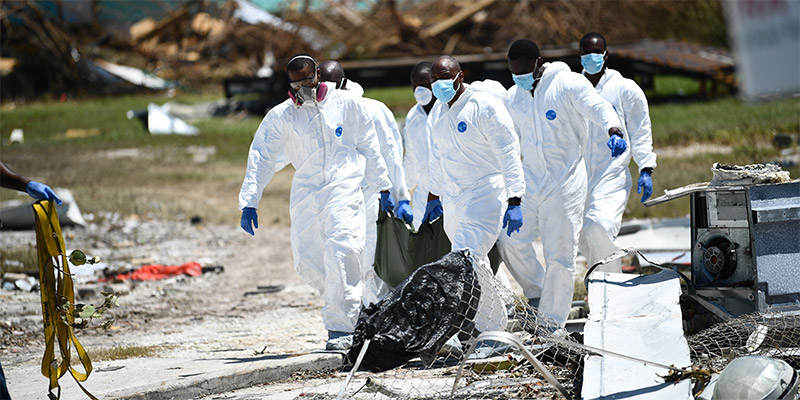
[358,96,411,305]
[579,69,657,272]
[239,85,391,333]
[499,61,621,326]
[428,86,525,331]
[403,102,433,230]
[343,79,364,97]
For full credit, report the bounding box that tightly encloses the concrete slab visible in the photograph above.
[5,351,343,400]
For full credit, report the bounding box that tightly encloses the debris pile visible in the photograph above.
[1,0,726,100]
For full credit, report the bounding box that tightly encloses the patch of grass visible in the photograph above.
[650,97,800,146]
[1,92,221,145]
[0,246,39,276]
[645,75,702,98]
[83,345,163,361]
[363,86,415,114]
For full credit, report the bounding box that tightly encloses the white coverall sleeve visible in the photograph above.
[355,102,392,193]
[403,106,430,193]
[427,132,445,197]
[624,83,657,170]
[478,98,526,198]
[402,113,422,192]
[373,102,411,201]
[569,76,621,135]
[503,89,524,144]
[274,151,291,171]
[238,111,287,210]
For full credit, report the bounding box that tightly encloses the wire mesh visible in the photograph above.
[688,312,800,372]
[299,255,587,400]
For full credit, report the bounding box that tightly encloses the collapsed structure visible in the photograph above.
[1,0,730,101]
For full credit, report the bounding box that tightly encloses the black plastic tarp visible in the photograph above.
[347,250,480,372]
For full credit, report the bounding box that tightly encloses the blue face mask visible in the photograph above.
[581,52,606,75]
[512,72,537,91]
[432,72,461,103]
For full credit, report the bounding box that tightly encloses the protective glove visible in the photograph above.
[25,181,62,205]
[396,200,413,225]
[240,207,258,236]
[607,134,627,158]
[503,205,523,237]
[421,198,443,224]
[380,191,395,213]
[638,170,653,203]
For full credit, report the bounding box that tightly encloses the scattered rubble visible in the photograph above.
[0,0,727,100]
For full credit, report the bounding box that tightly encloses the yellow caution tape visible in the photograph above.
[33,200,97,400]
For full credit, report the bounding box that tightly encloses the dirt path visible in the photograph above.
[1,217,329,369]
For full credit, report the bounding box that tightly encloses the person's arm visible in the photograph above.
[423,107,444,224]
[354,102,391,195]
[623,82,657,202]
[624,83,657,172]
[568,75,622,137]
[372,100,410,202]
[1,160,62,204]
[239,110,287,210]
[478,96,526,200]
[402,109,423,193]
[568,75,628,157]
[238,109,288,235]
[0,160,29,192]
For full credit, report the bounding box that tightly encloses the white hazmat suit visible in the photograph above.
[499,62,621,326]
[403,102,433,230]
[239,85,391,333]
[428,86,525,331]
[579,69,657,272]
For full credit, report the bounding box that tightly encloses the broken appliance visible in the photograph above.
[644,164,799,332]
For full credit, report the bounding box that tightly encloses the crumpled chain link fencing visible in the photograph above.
[687,312,800,372]
[299,250,587,399]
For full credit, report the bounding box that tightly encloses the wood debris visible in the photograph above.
[0,0,727,99]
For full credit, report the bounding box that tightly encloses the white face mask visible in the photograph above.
[414,86,433,106]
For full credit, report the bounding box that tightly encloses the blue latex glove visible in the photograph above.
[240,207,258,236]
[638,170,653,203]
[396,200,413,225]
[380,191,395,213]
[503,205,523,236]
[421,199,443,224]
[607,134,627,158]
[25,181,62,205]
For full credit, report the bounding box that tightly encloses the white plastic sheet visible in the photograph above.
[582,270,692,399]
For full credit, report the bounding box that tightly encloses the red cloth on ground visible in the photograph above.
[111,262,202,281]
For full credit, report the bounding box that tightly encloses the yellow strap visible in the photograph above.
[33,200,98,400]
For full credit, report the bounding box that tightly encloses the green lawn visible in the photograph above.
[1,87,798,227]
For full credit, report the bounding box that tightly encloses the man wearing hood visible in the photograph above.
[239,54,392,350]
